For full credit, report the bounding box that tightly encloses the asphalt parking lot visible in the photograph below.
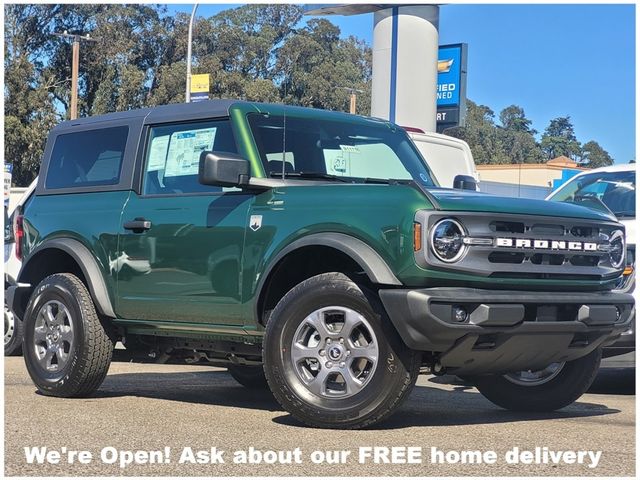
[4,356,635,477]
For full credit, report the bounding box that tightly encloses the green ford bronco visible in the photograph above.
[8,100,635,429]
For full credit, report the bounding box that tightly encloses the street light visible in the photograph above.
[185,3,199,103]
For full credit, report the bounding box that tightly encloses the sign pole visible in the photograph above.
[186,3,199,103]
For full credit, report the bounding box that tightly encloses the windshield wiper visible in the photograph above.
[269,172,351,182]
[362,178,415,185]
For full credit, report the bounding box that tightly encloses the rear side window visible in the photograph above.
[45,126,128,189]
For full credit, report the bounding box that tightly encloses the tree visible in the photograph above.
[4,4,63,185]
[581,140,614,168]
[540,116,581,160]
[448,100,508,164]
[4,4,373,185]
[499,105,535,134]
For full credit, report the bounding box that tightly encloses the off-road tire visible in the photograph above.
[22,273,114,397]
[263,272,420,429]
[5,306,23,356]
[472,348,602,411]
[228,365,269,389]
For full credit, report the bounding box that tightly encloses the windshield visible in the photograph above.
[247,112,437,186]
[549,169,636,218]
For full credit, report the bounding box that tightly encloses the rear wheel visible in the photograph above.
[263,273,419,429]
[472,349,601,411]
[4,305,23,356]
[228,365,269,389]
[22,273,114,397]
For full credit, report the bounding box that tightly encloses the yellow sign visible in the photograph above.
[191,74,210,93]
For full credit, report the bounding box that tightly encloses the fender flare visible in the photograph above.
[18,238,116,318]
[255,232,401,318]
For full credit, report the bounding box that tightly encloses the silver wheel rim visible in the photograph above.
[5,306,15,347]
[290,306,379,399]
[33,300,75,372]
[504,362,566,386]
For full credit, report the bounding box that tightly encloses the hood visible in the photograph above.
[426,188,618,222]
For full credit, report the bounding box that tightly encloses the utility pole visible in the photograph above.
[186,4,199,103]
[54,31,96,120]
[338,87,364,114]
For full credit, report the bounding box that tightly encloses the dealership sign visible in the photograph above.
[190,74,210,103]
[437,44,467,133]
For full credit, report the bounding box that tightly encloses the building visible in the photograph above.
[477,156,587,199]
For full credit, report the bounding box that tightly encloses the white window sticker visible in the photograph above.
[147,134,170,171]
[164,127,217,177]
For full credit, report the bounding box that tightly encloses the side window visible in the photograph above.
[144,119,237,195]
[45,126,128,189]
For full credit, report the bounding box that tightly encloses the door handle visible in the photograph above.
[123,217,152,233]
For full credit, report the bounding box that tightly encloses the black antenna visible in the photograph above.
[281,108,287,180]
[281,80,287,180]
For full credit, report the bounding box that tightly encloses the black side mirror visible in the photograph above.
[199,151,250,187]
[453,174,478,191]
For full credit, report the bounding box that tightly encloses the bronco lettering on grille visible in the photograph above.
[495,237,599,251]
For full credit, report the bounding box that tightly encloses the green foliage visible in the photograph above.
[450,104,610,167]
[499,104,535,134]
[580,140,614,168]
[540,116,582,160]
[4,4,372,185]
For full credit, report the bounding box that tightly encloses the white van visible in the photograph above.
[406,129,478,188]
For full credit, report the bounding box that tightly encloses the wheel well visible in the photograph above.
[16,248,87,318]
[257,246,373,325]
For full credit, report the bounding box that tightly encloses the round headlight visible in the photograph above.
[608,230,625,269]
[430,219,466,263]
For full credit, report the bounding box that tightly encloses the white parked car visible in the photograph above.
[4,179,37,355]
[547,163,636,360]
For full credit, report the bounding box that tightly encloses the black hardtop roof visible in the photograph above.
[50,99,387,133]
[52,99,241,131]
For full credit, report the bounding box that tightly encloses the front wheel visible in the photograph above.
[472,348,601,412]
[263,273,420,429]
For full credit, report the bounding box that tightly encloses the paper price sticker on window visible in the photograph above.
[164,128,217,177]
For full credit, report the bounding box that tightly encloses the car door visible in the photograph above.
[116,118,254,326]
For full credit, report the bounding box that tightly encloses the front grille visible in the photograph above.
[415,211,625,282]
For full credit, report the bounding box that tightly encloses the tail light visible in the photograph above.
[402,126,425,134]
[13,214,24,260]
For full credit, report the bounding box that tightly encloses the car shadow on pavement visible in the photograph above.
[70,368,621,431]
[54,370,283,412]
[272,379,621,430]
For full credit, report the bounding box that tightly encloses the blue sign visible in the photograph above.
[437,45,464,107]
[190,92,209,103]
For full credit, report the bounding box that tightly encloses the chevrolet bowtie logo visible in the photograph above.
[438,59,454,73]
[495,237,599,251]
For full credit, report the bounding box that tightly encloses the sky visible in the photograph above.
[170,3,636,164]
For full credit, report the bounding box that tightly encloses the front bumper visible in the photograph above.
[379,288,635,375]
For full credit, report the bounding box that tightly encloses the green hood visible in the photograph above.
[427,188,617,222]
